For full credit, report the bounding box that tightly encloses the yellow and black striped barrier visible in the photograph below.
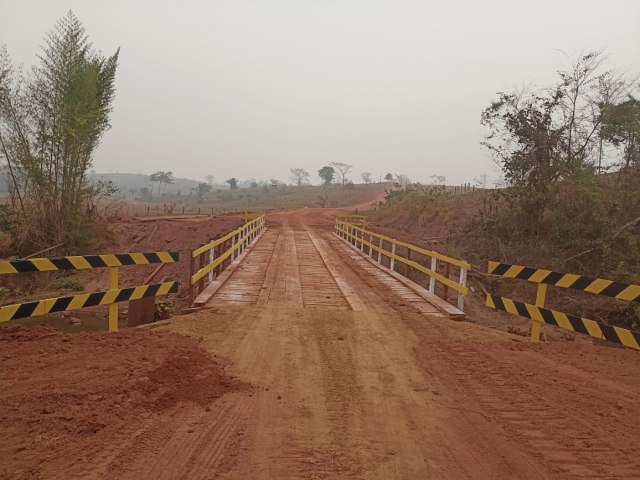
[0,250,180,332]
[486,260,639,350]
[488,261,639,302]
[0,251,179,275]
[0,281,178,323]
[486,294,640,351]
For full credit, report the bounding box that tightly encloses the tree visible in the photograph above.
[226,177,239,190]
[138,187,151,201]
[0,12,119,252]
[331,162,352,186]
[474,173,488,189]
[384,173,394,182]
[395,174,411,186]
[191,182,211,204]
[480,52,635,230]
[161,171,174,193]
[318,166,335,186]
[601,96,640,170]
[290,168,310,186]
[149,172,162,197]
[430,175,446,186]
[205,175,214,186]
[361,171,372,184]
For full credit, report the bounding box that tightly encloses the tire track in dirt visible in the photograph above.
[422,338,640,478]
[30,208,639,479]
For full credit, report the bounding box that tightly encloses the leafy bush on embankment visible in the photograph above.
[368,174,640,329]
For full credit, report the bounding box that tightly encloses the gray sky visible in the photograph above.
[1,1,639,185]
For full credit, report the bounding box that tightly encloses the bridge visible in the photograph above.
[2,208,638,479]
[126,208,639,479]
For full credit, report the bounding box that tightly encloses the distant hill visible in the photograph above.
[0,170,225,198]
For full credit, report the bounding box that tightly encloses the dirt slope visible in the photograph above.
[0,327,247,480]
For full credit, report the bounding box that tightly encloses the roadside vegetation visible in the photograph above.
[0,12,119,255]
[371,53,640,327]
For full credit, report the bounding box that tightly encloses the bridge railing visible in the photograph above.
[0,251,180,332]
[335,218,470,311]
[485,261,640,350]
[189,215,266,305]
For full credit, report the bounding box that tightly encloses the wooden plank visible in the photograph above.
[194,227,269,307]
[305,227,366,312]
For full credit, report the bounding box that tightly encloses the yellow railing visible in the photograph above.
[242,209,265,223]
[189,215,266,304]
[335,218,469,311]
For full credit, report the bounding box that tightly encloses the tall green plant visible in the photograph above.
[0,11,119,252]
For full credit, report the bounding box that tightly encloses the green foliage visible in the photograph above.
[373,183,452,229]
[192,182,211,203]
[384,173,394,182]
[0,204,17,234]
[149,171,174,196]
[318,166,335,186]
[138,186,151,201]
[226,177,239,190]
[0,11,119,253]
[601,96,640,169]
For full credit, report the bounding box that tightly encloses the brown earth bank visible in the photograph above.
[0,326,249,480]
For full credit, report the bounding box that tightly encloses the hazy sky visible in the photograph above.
[1,1,639,185]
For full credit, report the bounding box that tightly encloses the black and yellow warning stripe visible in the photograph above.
[0,281,178,323]
[488,261,639,303]
[0,251,179,275]
[486,294,640,351]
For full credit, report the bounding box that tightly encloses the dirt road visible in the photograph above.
[3,208,640,479]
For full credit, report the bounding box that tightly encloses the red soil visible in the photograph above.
[0,325,248,479]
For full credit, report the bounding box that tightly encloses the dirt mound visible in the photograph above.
[0,326,248,479]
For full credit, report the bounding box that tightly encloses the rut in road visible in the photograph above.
[102,211,640,479]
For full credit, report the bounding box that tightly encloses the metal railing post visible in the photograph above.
[390,241,396,270]
[208,241,216,284]
[457,266,467,311]
[108,266,119,333]
[369,234,373,257]
[232,232,238,260]
[378,238,382,263]
[189,251,196,306]
[429,257,437,293]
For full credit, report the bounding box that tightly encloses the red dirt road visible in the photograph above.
[2,208,640,479]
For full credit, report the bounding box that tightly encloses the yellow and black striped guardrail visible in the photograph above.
[488,261,639,302]
[0,251,179,274]
[486,294,639,351]
[486,261,640,350]
[0,281,178,323]
[0,250,180,332]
